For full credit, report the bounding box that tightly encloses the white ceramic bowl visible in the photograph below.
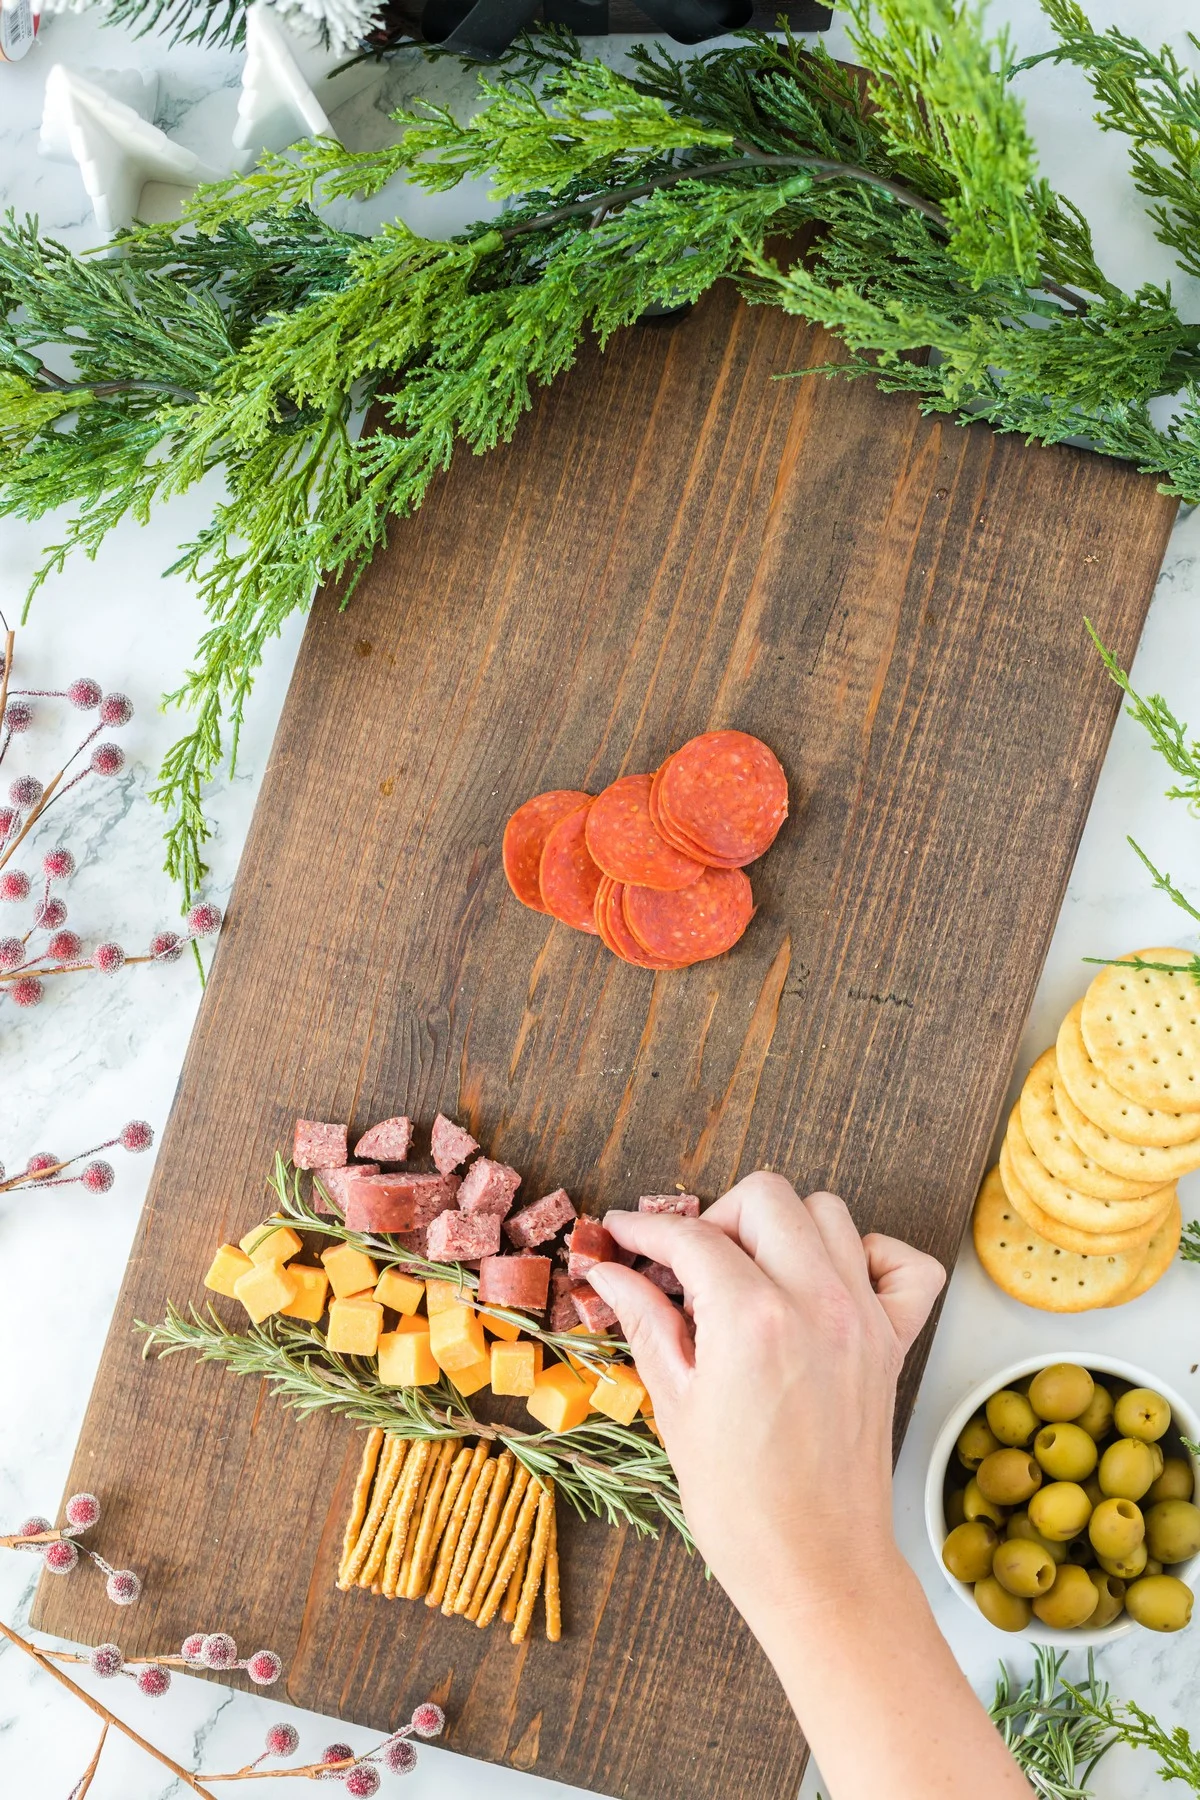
[925,1352,1200,1646]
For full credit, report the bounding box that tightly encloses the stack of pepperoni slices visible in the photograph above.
[502,731,788,969]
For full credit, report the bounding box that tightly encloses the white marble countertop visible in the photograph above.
[3,4,1200,1795]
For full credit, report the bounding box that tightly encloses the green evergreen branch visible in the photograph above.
[1088,620,1200,807]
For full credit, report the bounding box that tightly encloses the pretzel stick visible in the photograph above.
[511,1482,554,1645]
[341,1437,404,1589]
[544,1493,561,1642]
[501,1534,530,1625]
[381,1440,431,1597]
[397,1444,440,1599]
[465,1461,527,1621]
[361,1440,414,1589]
[476,1480,541,1630]
[459,1453,518,1618]
[337,1429,384,1587]
[428,1443,489,1609]
[442,1458,495,1615]
[407,1441,461,1597]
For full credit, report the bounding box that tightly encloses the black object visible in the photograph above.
[367,0,829,61]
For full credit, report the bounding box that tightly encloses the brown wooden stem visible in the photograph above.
[0,627,14,745]
[0,1527,67,1547]
[0,765,63,872]
[71,1721,109,1800]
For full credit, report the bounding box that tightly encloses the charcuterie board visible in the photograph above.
[35,277,1176,1798]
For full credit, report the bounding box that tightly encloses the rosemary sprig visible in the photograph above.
[988,1648,1115,1800]
[137,1302,689,1544]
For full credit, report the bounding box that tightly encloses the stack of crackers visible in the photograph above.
[975,948,1200,1312]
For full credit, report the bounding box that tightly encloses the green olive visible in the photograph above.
[1098,1438,1158,1501]
[1088,1497,1145,1561]
[1029,1481,1093,1542]
[1032,1562,1100,1629]
[1075,1383,1115,1443]
[945,1487,967,1529]
[1006,1512,1068,1564]
[1148,1458,1195,1505]
[1034,1423,1098,1483]
[1145,1500,1200,1565]
[1082,1475,1105,1510]
[1064,1533,1095,1568]
[1125,1574,1195,1632]
[942,1520,1000,1583]
[986,1389,1040,1448]
[1029,1364,1095,1423]
[1087,1570,1126,1628]
[977,1449,1043,1506]
[964,1477,1007,1528]
[1146,1558,1164,1576]
[957,1415,1002,1471]
[975,1575,1033,1632]
[992,1537,1057,1598]
[1098,1541,1148,1580]
[1148,1442,1166,1481]
[1113,1387,1172,1443]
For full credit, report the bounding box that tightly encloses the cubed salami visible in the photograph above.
[430,1113,479,1176]
[395,1226,427,1257]
[312,1161,378,1213]
[426,1209,502,1262]
[549,1271,578,1332]
[293,1119,347,1171]
[637,1193,700,1216]
[352,1116,413,1162]
[457,1157,522,1218]
[570,1281,618,1332]
[566,1217,617,1281]
[477,1254,551,1312]
[504,1187,577,1250]
[343,1172,458,1235]
[638,1258,684,1296]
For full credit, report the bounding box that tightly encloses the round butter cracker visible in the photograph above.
[1056,1002,1200,1148]
[973,1165,1146,1313]
[998,1137,1164,1257]
[1103,1193,1182,1307]
[1005,1106,1171,1232]
[1081,949,1200,1115]
[1054,1076,1200,1185]
[1018,1048,1162,1200]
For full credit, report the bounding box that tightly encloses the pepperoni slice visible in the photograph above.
[593,876,623,955]
[658,731,788,866]
[606,882,683,970]
[539,802,603,933]
[503,789,592,912]
[624,866,754,963]
[585,773,705,891]
[648,766,730,866]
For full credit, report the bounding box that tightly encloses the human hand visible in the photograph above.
[587,1174,945,1639]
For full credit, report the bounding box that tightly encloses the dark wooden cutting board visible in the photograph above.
[36,278,1175,1798]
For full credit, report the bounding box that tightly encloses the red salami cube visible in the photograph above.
[567,1217,617,1281]
[477,1254,551,1312]
[638,1258,684,1296]
[294,1120,347,1171]
[426,1209,502,1262]
[431,1113,479,1176]
[549,1271,578,1332]
[312,1161,378,1214]
[395,1226,427,1257]
[504,1187,577,1250]
[353,1116,413,1162]
[343,1173,458,1235]
[570,1281,618,1332]
[457,1157,521,1218]
[637,1193,700,1217]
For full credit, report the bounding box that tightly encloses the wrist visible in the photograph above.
[731,1537,916,1659]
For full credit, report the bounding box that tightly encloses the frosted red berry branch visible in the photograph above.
[0,1118,153,1194]
[0,1493,142,1603]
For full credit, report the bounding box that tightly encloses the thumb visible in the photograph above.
[587,1263,694,1404]
[862,1233,946,1356]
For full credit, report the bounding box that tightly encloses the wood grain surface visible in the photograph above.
[35,278,1176,1799]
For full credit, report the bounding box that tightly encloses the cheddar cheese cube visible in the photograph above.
[320,1242,378,1300]
[526,1362,596,1433]
[280,1264,330,1323]
[233,1260,299,1325]
[378,1316,439,1387]
[373,1267,425,1316]
[239,1219,303,1266]
[563,1322,599,1375]
[482,1308,523,1343]
[590,1362,646,1427]
[326,1296,384,1356]
[204,1243,253,1300]
[428,1303,488,1375]
[425,1277,474,1316]
[449,1354,493,1398]
[490,1339,542,1397]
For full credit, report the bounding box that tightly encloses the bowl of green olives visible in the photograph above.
[926,1355,1200,1644]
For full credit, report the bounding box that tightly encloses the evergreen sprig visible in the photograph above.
[988,1648,1115,1800]
[9,6,1200,890]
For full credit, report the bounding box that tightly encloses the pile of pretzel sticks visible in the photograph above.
[336,1430,560,1644]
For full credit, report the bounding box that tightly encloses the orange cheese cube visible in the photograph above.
[425,1277,474,1316]
[526,1362,596,1433]
[590,1363,646,1426]
[239,1219,303,1266]
[280,1264,330,1323]
[449,1354,493,1398]
[233,1260,299,1325]
[482,1309,523,1342]
[373,1267,425,1316]
[428,1303,488,1375]
[644,1413,663,1444]
[204,1243,253,1299]
[490,1340,542,1397]
[321,1243,378,1300]
[563,1323,602,1376]
[326,1296,384,1356]
[378,1317,439,1387]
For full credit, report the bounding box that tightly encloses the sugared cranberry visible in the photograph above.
[89,1643,124,1679]
[201,1632,238,1670]
[90,744,124,777]
[0,936,24,969]
[99,693,133,727]
[265,1722,300,1758]
[409,1702,444,1739]
[120,1121,154,1152]
[149,931,184,962]
[47,930,83,962]
[345,1767,380,1797]
[0,870,30,902]
[42,847,75,880]
[67,678,102,710]
[385,1740,419,1774]
[43,1539,79,1574]
[92,943,125,973]
[136,1664,171,1698]
[10,975,43,1007]
[186,902,223,938]
[106,1568,141,1605]
[65,1493,101,1530]
[81,1161,114,1193]
[246,1649,282,1686]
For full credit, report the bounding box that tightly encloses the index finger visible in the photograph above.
[602,1210,767,1309]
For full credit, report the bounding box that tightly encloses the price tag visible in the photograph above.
[0,0,39,62]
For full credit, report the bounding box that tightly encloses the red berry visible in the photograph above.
[17,1516,52,1538]
[320,1744,355,1777]
[89,1643,124,1679]
[344,1767,380,1797]
[34,897,68,930]
[186,902,223,937]
[25,1152,59,1175]
[246,1649,282,1686]
[4,701,32,733]
[265,1722,300,1758]
[90,744,124,776]
[385,1740,418,1774]
[81,1160,115,1193]
[92,943,125,973]
[65,1492,101,1530]
[106,1568,141,1605]
[42,847,75,880]
[136,1664,171,1698]
[120,1120,154,1152]
[180,1633,206,1662]
[0,808,15,836]
[99,693,133,727]
[8,775,42,809]
[0,937,24,970]
[48,930,83,962]
[10,976,44,1008]
[67,678,102,709]
[201,1632,238,1670]
[43,1539,79,1574]
[149,931,184,962]
[0,870,30,902]
[409,1702,444,1739]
